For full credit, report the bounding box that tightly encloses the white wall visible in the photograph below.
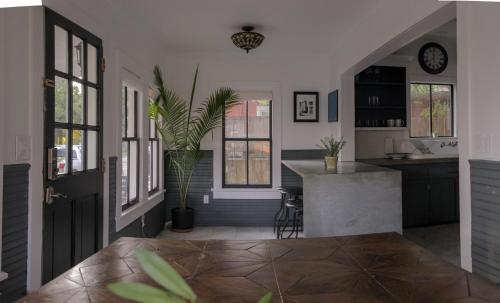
[457,1,500,272]
[164,51,336,150]
[356,33,458,159]
[0,1,165,291]
[329,0,450,160]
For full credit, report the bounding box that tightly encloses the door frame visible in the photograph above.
[42,7,104,283]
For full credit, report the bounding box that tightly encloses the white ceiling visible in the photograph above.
[101,0,381,54]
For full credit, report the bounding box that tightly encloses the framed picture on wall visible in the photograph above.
[328,90,338,122]
[294,92,319,122]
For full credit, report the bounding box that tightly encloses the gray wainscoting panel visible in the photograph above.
[470,160,500,283]
[108,157,165,244]
[164,150,322,226]
[0,164,30,302]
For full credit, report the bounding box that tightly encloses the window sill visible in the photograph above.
[212,188,281,200]
[115,189,165,231]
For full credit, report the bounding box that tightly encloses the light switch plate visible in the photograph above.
[203,195,209,204]
[15,135,31,161]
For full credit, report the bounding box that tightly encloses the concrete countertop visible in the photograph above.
[359,157,459,167]
[281,160,394,178]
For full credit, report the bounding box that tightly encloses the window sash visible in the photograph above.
[122,85,140,210]
[222,100,272,188]
[410,83,454,138]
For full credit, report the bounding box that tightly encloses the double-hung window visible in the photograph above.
[223,99,272,188]
[410,83,454,138]
[121,84,140,210]
[148,88,160,194]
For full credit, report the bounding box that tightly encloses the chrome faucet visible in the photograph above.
[440,141,458,148]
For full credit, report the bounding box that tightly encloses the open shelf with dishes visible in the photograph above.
[355,66,407,129]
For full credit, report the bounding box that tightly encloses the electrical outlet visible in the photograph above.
[203,195,209,204]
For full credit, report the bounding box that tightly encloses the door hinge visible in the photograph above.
[101,158,106,174]
[101,57,106,73]
[43,78,55,88]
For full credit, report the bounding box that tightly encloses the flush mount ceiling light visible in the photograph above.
[231,26,265,53]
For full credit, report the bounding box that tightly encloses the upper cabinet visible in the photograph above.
[355,66,407,129]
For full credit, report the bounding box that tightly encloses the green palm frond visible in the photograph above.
[189,88,240,150]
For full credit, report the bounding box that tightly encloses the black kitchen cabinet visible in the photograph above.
[355,66,407,128]
[403,179,430,227]
[387,162,459,228]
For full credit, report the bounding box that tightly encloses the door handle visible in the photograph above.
[45,186,67,205]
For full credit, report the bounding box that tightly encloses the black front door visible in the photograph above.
[43,8,103,284]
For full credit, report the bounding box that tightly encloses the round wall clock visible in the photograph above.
[418,42,448,74]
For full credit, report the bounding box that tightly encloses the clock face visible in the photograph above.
[418,43,448,74]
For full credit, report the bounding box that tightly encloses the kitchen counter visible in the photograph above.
[360,157,458,166]
[281,160,394,177]
[282,160,402,238]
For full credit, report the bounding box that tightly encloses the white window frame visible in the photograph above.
[115,66,164,231]
[148,87,161,195]
[212,82,282,200]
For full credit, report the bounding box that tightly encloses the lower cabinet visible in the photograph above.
[389,162,459,228]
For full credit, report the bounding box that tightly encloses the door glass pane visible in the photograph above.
[129,141,138,201]
[432,85,453,137]
[248,100,270,138]
[55,128,69,175]
[87,43,97,84]
[72,82,84,124]
[54,25,68,73]
[55,77,69,123]
[87,130,98,170]
[225,141,247,185]
[72,130,84,172]
[249,141,271,185]
[87,87,98,126]
[121,142,128,205]
[225,102,246,138]
[72,35,84,79]
[126,88,136,137]
[410,84,431,137]
[152,140,158,190]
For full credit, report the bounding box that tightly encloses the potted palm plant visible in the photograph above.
[149,65,239,232]
[318,136,346,170]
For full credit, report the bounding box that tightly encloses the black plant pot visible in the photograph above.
[171,207,194,232]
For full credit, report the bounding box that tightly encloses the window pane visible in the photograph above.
[410,84,431,137]
[129,141,138,201]
[432,85,453,137]
[153,140,158,190]
[54,25,68,73]
[72,82,84,124]
[248,100,271,138]
[225,102,246,138]
[72,130,84,172]
[149,119,156,139]
[225,141,247,185]
[249,141,271,185]
[72,35,84,79]
[87,43,98,84]
[55,77,68,123]
[87,87,98,126]
[127,88,136,137]
[148,141,152,192]
[122,86,126,138]
[87,130,98,170]
[121,142,128,205]
[55,128,68,175]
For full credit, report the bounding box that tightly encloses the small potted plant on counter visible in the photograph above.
[318,136,346,170]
